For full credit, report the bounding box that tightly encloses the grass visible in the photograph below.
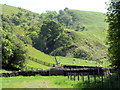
[1,75,105,88]
[26,45,55,64]
[75,71,120,88]
[1,76,77,88]
[67,9,108,42]
[0,70,13,73]
[2,73,117,88]
[23,45,56,70]
[56,56,110,68]
[26,59,51,70]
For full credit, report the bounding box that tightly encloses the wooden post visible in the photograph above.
[101,73,104,85]
[109,74,112,88]
[93,72,96,84]
[68,72,69,79]
[74,72,76,81]
[70,72,72,80]
[98,68,100,82]
[88,72,90,83]
[81,73,84,82]
[77,73,79,81]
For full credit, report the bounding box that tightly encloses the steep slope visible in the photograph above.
[1,4,108,69]
[50,29,107,60]
[39,8,107,42]
[66,10,107,42]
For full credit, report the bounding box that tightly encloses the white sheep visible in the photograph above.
[86,60,88,63]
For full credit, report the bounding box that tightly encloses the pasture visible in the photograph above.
[56,56,110,68]
[1,75,106,88]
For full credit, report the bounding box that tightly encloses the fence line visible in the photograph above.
[27,55,56,67]
[66,69,120,88]
[22,66,43,71]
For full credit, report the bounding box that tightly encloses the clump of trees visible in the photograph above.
[34,20,73,54]
[106,1,120,68]
[2,30,27,70]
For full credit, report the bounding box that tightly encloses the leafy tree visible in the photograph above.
[12,16,21,25]
[37,20,73,54]
[39,20,63,53]
[106,1,120,68]
[58,11,73,27]
[2,30,27,70]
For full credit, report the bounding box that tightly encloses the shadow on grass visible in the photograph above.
[73,70,120,89]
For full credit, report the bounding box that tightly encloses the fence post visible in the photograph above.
[101,72,104,85]
[77,73,79,81]
[93,72,96,84]
[70,72,72,80]
[68,72,69,79]
[98,68,100,82]
[81,73,84,82]
[88,72,90,83]
[74,72,76,81]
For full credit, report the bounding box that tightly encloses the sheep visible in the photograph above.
[90,62,92,63]
[86,60,88,63]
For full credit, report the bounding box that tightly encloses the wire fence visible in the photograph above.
[21,66,43,71]
[27,55,56,67]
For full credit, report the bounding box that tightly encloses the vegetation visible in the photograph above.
[0,75,108,88]
[106,1,120,69]
[2,4,117,89]
[35,20,73,54]
[2,30,27,70]
[1,4,108,70]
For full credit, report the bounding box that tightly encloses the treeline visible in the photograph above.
[39,8,87,31]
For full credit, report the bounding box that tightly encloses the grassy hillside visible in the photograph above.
[66,9,107,42]
[25,45,55,70]
[1,4,109,70]
[51,29,107,61]
[26,45,55,63]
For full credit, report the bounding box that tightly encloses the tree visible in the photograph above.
[39,20,63,53]
[37,20,73,54]
[2,30,27,70]
[106,1,120,68]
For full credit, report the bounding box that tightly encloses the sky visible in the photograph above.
[0,0,109,14]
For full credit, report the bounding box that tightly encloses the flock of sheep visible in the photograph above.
[59,59,102,67]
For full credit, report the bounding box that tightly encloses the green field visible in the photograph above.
[2,71,119,88]
[1,75,105,88]
[56,56,110,68]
